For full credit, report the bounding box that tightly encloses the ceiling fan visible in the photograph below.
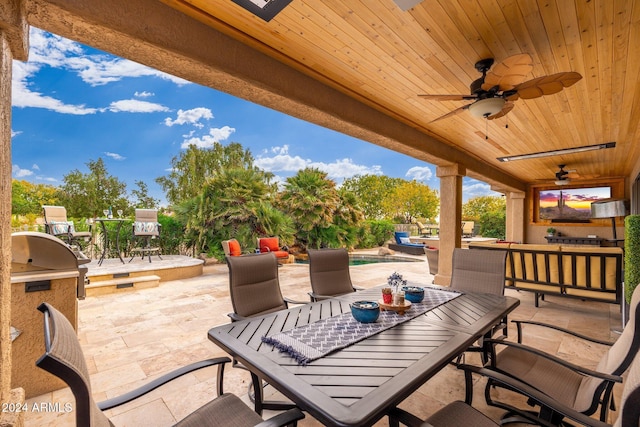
[553,164,576,186]
[420,54,582,123]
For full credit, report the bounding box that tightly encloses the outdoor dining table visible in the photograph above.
[207,285,520,427]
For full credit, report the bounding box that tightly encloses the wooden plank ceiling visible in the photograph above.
[159,0,640,187]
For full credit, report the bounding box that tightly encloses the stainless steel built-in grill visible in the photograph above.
[10,231,89,398]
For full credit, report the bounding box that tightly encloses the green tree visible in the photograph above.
[57,158,128,218]
[462,195,505,221]
[131,180,160,210]
[381,180,439,223]
[156,142,257,206]
[11,179,59,215]
[463,195,506,238]
[342,174,403,219]
[278,168,363,249]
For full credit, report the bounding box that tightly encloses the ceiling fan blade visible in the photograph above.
[429,105,469,123]
[487,101,515,120]
[481,53,533,91]
[513,71,583,100]
[418,94,477,101]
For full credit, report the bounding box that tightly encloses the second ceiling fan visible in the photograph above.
[420,53,582,123]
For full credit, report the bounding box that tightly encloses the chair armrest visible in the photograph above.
[458,364,612,427]
[512,320,615,346]
[486,339,622,383]
[97,357,231,411]
[256,408,305,427]
[308,292,333,302]
[388,407,427,427]
[228,312,246,322]
[284,297,309,306]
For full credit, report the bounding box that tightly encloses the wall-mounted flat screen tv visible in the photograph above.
[539,187,611,221]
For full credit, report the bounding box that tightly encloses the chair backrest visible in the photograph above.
[133,209,159,236]
[394,231,410,244]
[42,205,74,236]
[615,348,640,427]
[257,237,281,252]
[226,253,288,318]
[36,303,111,427]
[574,284,640,414]
[43,205,68,223]
[222,239,244,257]
[307,248,355,297]
[450,248,507,295]
[462,221,475,236]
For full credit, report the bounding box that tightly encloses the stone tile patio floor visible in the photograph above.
[25,249,624,426]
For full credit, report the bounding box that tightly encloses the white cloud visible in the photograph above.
[134,91,154,98]
[32,164,40,170]
[107,99,169,113]
[11,130,21,138]
[104,152,126,161]
[36,176,58,182]
[180,126,236,149]
[255,145,383,180]
[463,179,501,199]
[406,166,433,181]
[165,108,214,128]
[12,164,34,178]
[11,28,188,115]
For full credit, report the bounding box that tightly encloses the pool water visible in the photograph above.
[295,254,423,266]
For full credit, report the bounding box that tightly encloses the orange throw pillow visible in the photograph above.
[260,237,280,252]
[228,239,241,256]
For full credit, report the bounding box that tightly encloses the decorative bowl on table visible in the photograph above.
[402,286,425,303]
[350,301,380,323]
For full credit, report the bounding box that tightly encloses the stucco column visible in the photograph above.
[435,164,465,286]
[505,191,526,243]
[0,1,28,424]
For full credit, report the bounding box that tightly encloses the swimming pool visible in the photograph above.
[295,254,424,266]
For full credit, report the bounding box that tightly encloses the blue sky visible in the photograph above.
[11,28,498,206]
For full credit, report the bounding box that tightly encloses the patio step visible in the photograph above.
[85,274,161,296]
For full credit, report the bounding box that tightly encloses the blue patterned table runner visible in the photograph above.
[261,287,460,365]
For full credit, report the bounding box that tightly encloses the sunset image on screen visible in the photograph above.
[539,187,611,220]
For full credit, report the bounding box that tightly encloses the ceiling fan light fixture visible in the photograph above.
[555,179,570,186]
[497,142,616,162]
[468,98,505,118]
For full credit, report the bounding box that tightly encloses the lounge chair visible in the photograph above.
[388,231,425,255]
[221,238,250,257]
[256,236,290,262]
[462,221,475,237]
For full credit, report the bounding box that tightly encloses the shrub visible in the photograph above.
[625,215,640,303]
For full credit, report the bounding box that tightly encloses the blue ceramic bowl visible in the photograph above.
[351,301,380,323]
[402,286,425,303]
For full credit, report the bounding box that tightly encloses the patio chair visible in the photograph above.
[130,208,162,263]
[389,350,640,427]
[450,248,508,363]
[307,248,363,301]
[42,205,92,250]
[221,238,251,257]
[462,221,475,237]
[36,302,304,427]
[226,252,306,413]
[256,236,290,262]
[481,283,640,425]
